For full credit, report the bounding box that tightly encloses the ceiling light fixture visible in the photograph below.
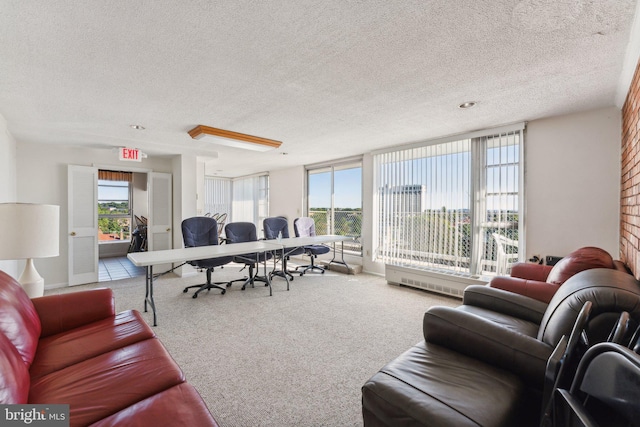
[188,125,282,152]
[130,124,145,130]
[458,101,477,109]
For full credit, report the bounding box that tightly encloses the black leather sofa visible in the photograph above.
[362,268,640,427]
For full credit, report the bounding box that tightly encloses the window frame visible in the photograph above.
[306,156,363,257]
[372,123,525,276]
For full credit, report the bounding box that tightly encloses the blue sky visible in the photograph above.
[309,167,362,209]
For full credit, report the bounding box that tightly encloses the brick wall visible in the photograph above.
[621,59,640,278]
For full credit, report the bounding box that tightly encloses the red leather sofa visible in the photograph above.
[488,246,628,303]
[0,270,218,427]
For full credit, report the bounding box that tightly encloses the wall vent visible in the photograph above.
[385,264,486,298]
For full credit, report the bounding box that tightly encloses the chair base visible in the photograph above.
[296,264,326,275]
[183,269,229,299]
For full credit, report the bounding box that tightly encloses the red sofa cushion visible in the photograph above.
[30,310,155,380]
[0,270,41,367]
[29,338,185,427]
[546,247,614,285]
[89,383,219,427]
[0,331,30,404]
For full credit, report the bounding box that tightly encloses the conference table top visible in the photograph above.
[127,234,352,267]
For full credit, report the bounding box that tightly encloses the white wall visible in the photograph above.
[525,107,621,260]
[268,166,304,229]
[0,115,18,277]
[8,106,623,286]
[268,107,623,275]
[16,142,173,286]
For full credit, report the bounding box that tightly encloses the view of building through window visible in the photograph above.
[374,127,523,276]
[308,161,363,256]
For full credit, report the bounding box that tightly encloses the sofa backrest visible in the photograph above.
[537,268,640,347]
[545,247,615,285]
[0,330,30,403]
[0,270,41,367]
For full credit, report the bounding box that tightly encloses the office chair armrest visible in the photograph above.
[463,285,548,324]
[424,306,553,387]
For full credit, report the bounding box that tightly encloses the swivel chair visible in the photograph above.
[263,216,304,281]
[224,222,272,290]
[181,216,231,299]
[294,217,330,275]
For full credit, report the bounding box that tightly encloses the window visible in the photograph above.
[232,174,269,227]
[373,124,524,276]
[98,170,133,243]
[307,159,362,256]
[204,176,232,218]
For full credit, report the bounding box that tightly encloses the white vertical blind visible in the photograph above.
[204,176,231,217]
[231,174,269,227]
[373,125,523,276]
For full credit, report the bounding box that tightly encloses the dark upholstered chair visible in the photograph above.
[224,222,272,290]
[293,217,330,275]
[181,216,231,298]
[489,246,627,303]
[362,268,640,427]
[263,217,304,281]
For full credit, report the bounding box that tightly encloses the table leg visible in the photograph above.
[329,241,349,269]
[144,265,157,327]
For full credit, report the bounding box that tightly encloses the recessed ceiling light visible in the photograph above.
[130,124,145,130]
[281,152,288,155]
[458,101,477,109]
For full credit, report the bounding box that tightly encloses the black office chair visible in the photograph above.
[224,222,273,290]
[181,216,231,299]
[263,216,305,281]
[294,217,330,275]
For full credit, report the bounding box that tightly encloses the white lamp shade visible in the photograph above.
[0,203,60,260]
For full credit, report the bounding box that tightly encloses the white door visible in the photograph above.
[148,172,172,254]
[68,165,98,286]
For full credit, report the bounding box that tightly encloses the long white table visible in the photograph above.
[128,235,353,326]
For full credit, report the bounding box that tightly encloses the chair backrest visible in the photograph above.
[225,222,258,244]
[492,232,518,276]
[553,342,640,426]
[294,217,316,238]
[263,217,290,240]
[537,269,640,348]
[182,217,219,248]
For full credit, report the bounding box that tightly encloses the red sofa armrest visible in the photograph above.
[488,276,559,304]
[510,262,553,282]
[31,288,115,338]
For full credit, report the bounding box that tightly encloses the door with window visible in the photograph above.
[307,160,362,255]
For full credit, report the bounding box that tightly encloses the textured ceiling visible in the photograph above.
[0,0,638,177]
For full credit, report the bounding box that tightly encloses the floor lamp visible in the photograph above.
[0,203,60,298]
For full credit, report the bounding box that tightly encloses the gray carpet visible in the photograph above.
[48,264,460,426]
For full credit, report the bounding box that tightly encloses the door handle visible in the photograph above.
[70,232,76,236]
[166,228,171,232]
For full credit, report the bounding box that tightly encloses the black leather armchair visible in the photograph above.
[181,216,231,298]
[362,268,640,427]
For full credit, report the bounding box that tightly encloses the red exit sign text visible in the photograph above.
[119,147,142,162]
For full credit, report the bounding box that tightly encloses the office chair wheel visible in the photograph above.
[192,293,198,299]
[221,289,226,295]
[183,288,188,293]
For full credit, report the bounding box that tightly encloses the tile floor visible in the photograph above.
[99,256,145,282]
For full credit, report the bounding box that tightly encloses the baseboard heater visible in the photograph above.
[385,264,487,298]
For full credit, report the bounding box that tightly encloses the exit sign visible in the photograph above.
[119,147,142,162]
